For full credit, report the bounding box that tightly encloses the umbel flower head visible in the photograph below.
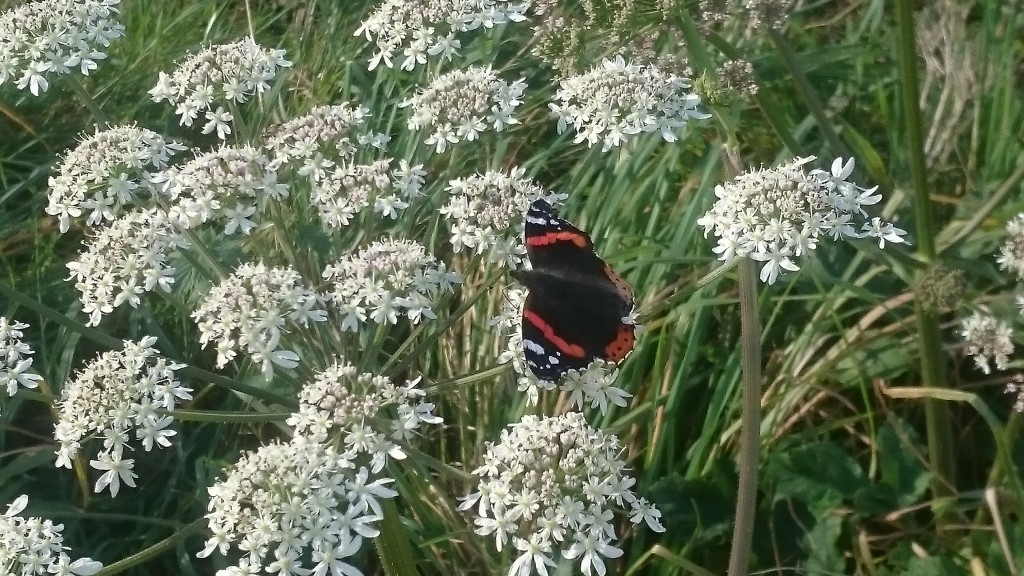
[460,412,664,576]
[1,494,103,576]
[197,436,396,576]
[355,0,529,71]
[323,238,462,331]
[66,208,186,326]
[155,144,287,234]
[148,37,292,136]
[0,317,43,411]
[287,358,443,472]
[697,156,908,284]
[192,262,327,380]
[53,337,191,497]
[440,168,563,267]
[549,56,709,151]
[264,103,375,165]
[997,213,1024,281]
[46,124,186,233]
[402,66,526,154]
[960,310,1014,375]
[0,0,124,96]
[264,103,428,226]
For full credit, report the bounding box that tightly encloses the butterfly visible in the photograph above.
[511,199,636,381]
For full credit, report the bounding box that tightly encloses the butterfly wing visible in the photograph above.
[516,199,636,381]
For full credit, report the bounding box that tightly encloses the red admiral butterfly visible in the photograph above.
[511,199,636,381]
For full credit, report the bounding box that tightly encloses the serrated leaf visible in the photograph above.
[802,514,845,575]
[877,420,931,507]
[765,441,867,515]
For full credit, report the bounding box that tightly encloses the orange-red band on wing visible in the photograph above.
[526,231,588,248]
[603,324,635,361]
[523,309,587,358]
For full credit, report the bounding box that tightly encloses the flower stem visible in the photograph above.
[893,0,956,516]
[726,257,763,576]
[95,519,205,575]
[376,498,419,576]
[66,76,111,129]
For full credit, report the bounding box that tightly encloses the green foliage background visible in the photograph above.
[1,0,1023,575]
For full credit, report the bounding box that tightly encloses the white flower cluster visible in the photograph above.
[961,311,1014,375]
[549,56,709,151]
[46,124,185,233]
[355,0,529,71]
[287,358,442,471]
[0,0,124,95]
[697,156,908,284]
[66,208,186,326]
[192,262,327,380]
[0,317,42,414]
[440,168,563,267]
[264,104,427,226]
[460,412,664,576]
[1,495,103,576]
[197,436,395,576]
[264,103,375,166]
[997,213,1024,281]
[402,66,526,153]
[323,238,461,331]
[53,337,191,497]
[148,37,292,136]
[1006,374,1024,413]
[493,289,632,409]
[156,144,286,234]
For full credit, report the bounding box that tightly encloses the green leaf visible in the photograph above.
[877,420,931,507]
[649,467,734,545]
[765,441,867,515]
[801,514,845,575]
[897,555,968,576]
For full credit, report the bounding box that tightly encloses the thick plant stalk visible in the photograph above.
[726,257,763,576]
[894,0,956,508]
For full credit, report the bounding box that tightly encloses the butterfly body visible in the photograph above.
[513,200,636,381]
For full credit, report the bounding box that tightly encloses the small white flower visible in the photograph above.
[0,318,43,408]
[90,452,138,497]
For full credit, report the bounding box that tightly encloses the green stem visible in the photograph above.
[726,257,763,576]
[66,76,111,129]
[170,408,291,423]
[894,0,956,514]
[767,29,847,157]
[96,519,205,575]
[375,498,418,576]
